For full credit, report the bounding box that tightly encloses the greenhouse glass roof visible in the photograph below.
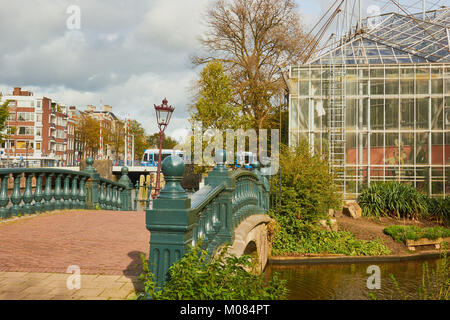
[310,7,450,65]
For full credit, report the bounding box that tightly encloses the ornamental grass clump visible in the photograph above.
[357,182,428,219]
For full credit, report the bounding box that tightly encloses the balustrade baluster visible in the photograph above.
[23,172,34,214]
[10,173,23,216]
[43,173,54,211]
[0,174,10,219]
[112,186,118,211]
[134,181,139,211]
[54,174,63,210]
[105,184,112,210]
[34,173,44,213]
[99,182,106,209]
[71,176,79,209]
[63,174,72,209]
[117,187,123,210]
[79,176,87,209]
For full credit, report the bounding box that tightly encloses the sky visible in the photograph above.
[0,0,446,141]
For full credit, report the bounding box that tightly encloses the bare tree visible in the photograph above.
[194,0,310,130]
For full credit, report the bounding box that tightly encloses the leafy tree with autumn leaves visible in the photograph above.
[147,133,178,150]
[0,97,11,143]
[190,60,246,131]
[75,114,101,159]
[192,0,310,131]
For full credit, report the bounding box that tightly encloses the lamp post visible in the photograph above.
[153,98,175,199]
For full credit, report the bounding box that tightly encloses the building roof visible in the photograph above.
[309,7,450,65]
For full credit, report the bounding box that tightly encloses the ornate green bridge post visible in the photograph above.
[117,166,133,211]
[83,158,100,209]
[146,155,193,288]
[204,150,234,249]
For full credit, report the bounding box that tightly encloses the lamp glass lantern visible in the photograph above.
[154,98,174,131]
[153,98,175,199]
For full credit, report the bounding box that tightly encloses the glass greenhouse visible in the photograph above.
[288,8,450,199]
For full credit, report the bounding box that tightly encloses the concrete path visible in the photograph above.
[0,210,149,300]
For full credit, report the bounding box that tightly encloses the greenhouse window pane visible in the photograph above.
[416,79,429,94]
[385,133,400,166]
[385,79,399,94]
[346,80,357,95]
[445,132,450,165]
[400,79,414,94]
[346,98,357,129]
[290,99,299,130]
[370,133,384,165]
[370,79,384,95]
[385,98,399,129]
[299,99,309,130]
[416,98,429,129]
[400,99,414,129]
[370,99,384,129]
[431,79,443,94]
[416,132,429,164]
[431,132,444,165]
[346,132,357,165]
[431,98,444,129]
[299,80,309,96]
[401,133,414,165]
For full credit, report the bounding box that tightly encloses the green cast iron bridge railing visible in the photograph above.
[146,150,270,287]
[0,157,134,219]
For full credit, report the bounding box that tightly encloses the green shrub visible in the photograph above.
[383,225,450,244]
[137,243,288,300]
[425,197,450,225]
[269,210,391,256]
[270,142,342,223]
[357,182,428,219]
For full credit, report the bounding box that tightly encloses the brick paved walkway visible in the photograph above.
[0,210,149,300]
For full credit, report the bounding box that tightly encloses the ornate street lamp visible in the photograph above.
[153,98,175,199]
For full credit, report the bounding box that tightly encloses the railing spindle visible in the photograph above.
[0,174,10,219]
[71,175,79,209]
[23,172,34,214]
[79,176,87,209]
[54,174,63,210]
[34,173,44,213]
[10,173,23,216]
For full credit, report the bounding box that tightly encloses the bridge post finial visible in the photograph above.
[146,155,192,288]
[204,149,233,188]
[118,166,133,210]
[83,157,100,209]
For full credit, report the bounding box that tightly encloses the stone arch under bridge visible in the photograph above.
[227,214,273,273]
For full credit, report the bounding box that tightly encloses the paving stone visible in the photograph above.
[99,288,134,299]
[0,210,149,300]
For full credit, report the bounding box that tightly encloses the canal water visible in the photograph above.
[264,257,440,300]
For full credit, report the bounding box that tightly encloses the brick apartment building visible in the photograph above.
[0,87,75,166]
[84,104,121,161]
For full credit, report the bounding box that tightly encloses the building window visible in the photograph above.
[16,141,33,149]
[18,127,34,135]
[17,112,34,121]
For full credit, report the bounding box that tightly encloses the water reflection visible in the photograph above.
[264,258,439,300]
